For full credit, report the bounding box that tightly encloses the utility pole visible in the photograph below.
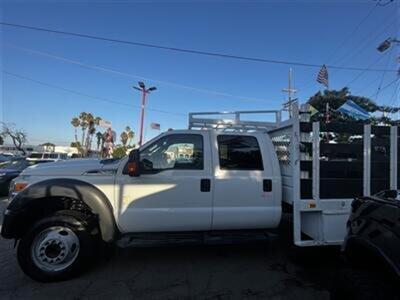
[282,68,297,116]
[133,82,157,147]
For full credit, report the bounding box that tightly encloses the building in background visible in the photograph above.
[0,144,79,157]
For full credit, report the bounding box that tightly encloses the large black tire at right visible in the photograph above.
[17,211,100,282]
[330,269,397,300]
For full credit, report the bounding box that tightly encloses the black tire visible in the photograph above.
[17,211,100,282]
[330,269,397,300]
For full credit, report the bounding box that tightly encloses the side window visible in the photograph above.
[140,134,203,173]
[217,135,263,170]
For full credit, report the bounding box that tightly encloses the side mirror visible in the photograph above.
[127,149,140,177]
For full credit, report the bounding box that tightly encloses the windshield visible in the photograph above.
[43,153,58,159]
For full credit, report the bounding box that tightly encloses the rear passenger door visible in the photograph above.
[212,134,280,230]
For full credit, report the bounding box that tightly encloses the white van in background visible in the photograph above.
[26,152,68,162]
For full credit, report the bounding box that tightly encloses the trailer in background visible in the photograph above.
[189,104,398,246]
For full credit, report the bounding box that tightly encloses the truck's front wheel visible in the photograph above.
[17,212,98,282]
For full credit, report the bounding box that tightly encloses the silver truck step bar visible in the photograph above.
[117,230,277,248]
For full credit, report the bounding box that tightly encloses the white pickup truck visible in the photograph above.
[2,105,398,282]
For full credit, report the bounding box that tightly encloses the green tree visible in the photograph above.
[71,112,102,157]
[112,145,128,159]
[307,87,400,125]
[120,131,129,147]
[78,112,88,147]
[125,126,135,145]
[96,131,104,150]
[70,117,80,144]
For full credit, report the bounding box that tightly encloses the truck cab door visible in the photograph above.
[211,133,281,230]
[116,132,213,233]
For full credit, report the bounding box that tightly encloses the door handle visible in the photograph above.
[200,179,211,192]
[263,179,272,192]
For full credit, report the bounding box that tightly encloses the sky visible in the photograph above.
[1,0,399,146]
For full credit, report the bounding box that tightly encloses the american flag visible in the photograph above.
[150,122,160,130]
[317,64,329,88]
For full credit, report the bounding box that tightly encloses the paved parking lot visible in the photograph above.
[0,198,341,299]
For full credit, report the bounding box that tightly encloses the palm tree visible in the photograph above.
[71,117,80,144]
[84,114,95,155]
[120,131,129,147]
[96,131,103,150]
[79,112,88,147]
[71,112,102,157]
[125,126,134,146]
[94,117,101,126]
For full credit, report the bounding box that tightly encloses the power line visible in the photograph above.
[3,71,187,117]
[325,2,378,64]
[375,47,395,101]
[7,43,270,103]
[283,6,397,94]
[354,73,385,95]
[0,22,397,73]
[368,77,399,98]
[388,80,399,106]
[376,0,394,7]
[345,46,393,88]
[330,16,396,69]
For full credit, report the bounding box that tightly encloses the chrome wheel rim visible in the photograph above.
[31,226,80,272]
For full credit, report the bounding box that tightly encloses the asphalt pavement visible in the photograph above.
[0,198,341,299]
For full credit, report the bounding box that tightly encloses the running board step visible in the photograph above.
[116,230,276,248]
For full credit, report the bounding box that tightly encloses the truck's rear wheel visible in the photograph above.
[17,212,99,282]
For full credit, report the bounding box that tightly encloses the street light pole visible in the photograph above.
[377,38,400,53]
[133,82,157,147]
[138,88,147,147]
[377,37,400,77]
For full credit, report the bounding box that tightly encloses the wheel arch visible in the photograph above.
[6,178,119,242]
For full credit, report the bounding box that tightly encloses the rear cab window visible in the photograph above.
[217,135,263,170]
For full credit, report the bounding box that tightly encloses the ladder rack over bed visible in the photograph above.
[188,110,284,131]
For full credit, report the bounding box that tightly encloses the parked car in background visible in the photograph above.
[27,152,68,162]
[331,190,400,299]
[0,158,52,195]
[0,153,15,163]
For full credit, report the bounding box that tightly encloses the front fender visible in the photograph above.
[1,178,118,242]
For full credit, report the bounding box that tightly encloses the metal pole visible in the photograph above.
[312,122,320,204]
[291,103,302,245]
[363,124,371,196]
[390,126,398,190]
[138,89,147,147]
[282,68,297,117]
